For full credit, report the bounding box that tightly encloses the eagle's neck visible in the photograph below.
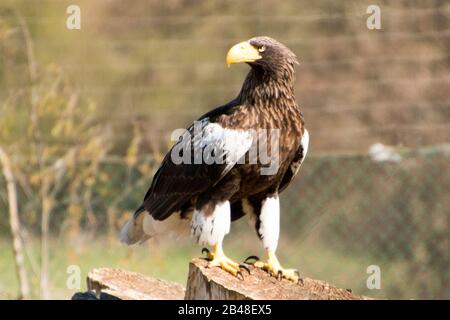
[237,64,296,107]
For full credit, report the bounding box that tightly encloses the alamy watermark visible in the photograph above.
[66,265,81,290]
[66,5,81,30]
[366,5,382,30]
[366,265,381,290]
[170,121,280,176]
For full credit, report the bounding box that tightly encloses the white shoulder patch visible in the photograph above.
[199,121,253,167]
[171,118,253,169]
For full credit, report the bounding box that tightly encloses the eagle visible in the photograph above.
[120,36,309,283]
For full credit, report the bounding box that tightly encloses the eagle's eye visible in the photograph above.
[258,45,266,53]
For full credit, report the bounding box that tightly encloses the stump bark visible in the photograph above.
[72,259,371,300]
[83,267,185,300]
[185,258,370,300]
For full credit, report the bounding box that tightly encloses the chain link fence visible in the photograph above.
[3,146,448,299]
[277,146,450,299]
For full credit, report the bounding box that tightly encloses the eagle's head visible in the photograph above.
[227,37,298,104]
[226,36,298,77]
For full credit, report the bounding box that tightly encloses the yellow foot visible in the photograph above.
[245,252,302,284]
[201,246,250,279]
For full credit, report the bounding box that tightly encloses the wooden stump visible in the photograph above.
[72,259,371,300]
[83,268,185,300]
[185,258,371,300]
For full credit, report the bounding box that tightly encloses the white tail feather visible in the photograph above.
[119,210,191,245]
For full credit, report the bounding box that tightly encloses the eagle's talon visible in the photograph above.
[236,270,245,280]
[238,263,251,275]
[244,255,260,264]
[277,270,283,281]
[201,247,214,260]
[205,244,245,279]
[297,278,304,286]
[249,251,301,283]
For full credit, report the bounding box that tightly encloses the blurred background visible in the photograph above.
[0,0,449,299]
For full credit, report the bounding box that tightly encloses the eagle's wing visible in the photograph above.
[143,116,253,221]
[279,129,309,193]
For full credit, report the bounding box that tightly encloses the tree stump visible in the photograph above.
[82,267,185,300]
[185,258,370,300]
[72,259,371,300]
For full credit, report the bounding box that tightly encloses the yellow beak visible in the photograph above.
[226,41,262,66]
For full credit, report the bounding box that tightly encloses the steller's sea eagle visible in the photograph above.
[120,36,309,283]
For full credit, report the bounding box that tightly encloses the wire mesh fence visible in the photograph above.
[1,146,448,299]
[278,147,450,299]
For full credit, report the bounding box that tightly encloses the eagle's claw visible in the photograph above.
[246,251,302,283]
[201,247,214,260]
[244,255,260,264]
[238,263,251,275]
[204,245,246,279]
[277,270,283,281]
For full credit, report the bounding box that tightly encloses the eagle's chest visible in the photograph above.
[229,106,303,197]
